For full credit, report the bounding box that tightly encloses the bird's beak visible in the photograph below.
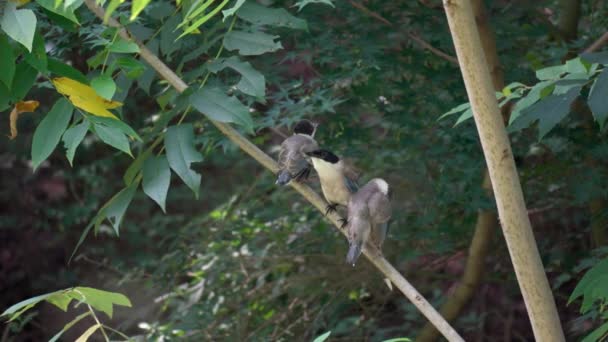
[346,242,363,267]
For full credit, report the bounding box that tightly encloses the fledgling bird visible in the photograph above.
[305,149,359,216]
[345,178,392,266]
[276,120,319,186]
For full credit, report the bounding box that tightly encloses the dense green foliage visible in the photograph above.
[1,0,608,341]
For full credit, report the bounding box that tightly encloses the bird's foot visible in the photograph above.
[338,218,348,229]
[325,203,338,216]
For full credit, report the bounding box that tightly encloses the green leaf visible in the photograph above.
[99,183,138,235]
[454,108,473,126]
[23,31,47,72]
[91,75,117,100]
[70,287,131,319]
[237,2,308,30]
[509,86,580,139]
[31,98,74,170]
[293,0,334,12]
[190,87,254,132]
[11,62,38,101]
[75,324,101,342]
[93,122,132,156]
[62,120,90,166]
[223,30,283,56]
[588,68,608,128]
[164,124,203,198]
[509,81,553,124]
[381,339,412,342]
[108,39,140,53]
[0,83,10,112]
[86,115,141,141]
[160,15,182,57]
[570,258,608,305]
[178,0,230,39]
[49,312,92,342]
[114,56,145,79]
[535,65,566,81]
[48,58,87,83]
[565,57,589,74]
[438,102,470,120]
[0,34,16,88]
[207,56,266,98]
[313,331,331,342]
[581,322,608,342]
[104,0,124,23]
[221,0,246,19]
[0,2,37,52]
[1,292,57,321]
[36,0,80,24]
[143,155,171,212]
[130,0,152,20]
[46,292,73,311]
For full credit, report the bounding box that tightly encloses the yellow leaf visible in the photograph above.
[9,0,31,6]
[75,324,102,342]
[8,100,40,139]
[51,77,122,119]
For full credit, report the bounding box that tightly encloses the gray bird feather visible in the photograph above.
[346,178,392,266]
[276,134,318,185]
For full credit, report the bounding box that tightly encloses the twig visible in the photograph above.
[347,0,458,65]
[584,31,608,53]
[83,1,464,341]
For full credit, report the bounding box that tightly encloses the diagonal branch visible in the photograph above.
[348,0,459,65]
[83,1,464,341]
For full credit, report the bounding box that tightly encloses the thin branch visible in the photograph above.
[584,31,608,53]
[347,0,459,65]
[83,1,464,341]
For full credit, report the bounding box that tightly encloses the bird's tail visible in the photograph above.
[346,242,362,266]
[276,170,292,186]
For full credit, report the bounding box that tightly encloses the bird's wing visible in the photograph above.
[344,176,359,194]
[369,192,391,224]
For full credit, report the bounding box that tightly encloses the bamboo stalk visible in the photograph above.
[83,1,464,340]
[442,0,565,340]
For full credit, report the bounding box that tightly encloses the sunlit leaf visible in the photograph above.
[108,39,140,53]
[75,324,101,342]
[221,0,245,19]
[36,0,80,24]
[52,77,122,119]
[130,0,151,21]
[313,331,331,342]
[31,98,72,170]
[1,2,36,51]
[293,0,334,12]
[49,312,92,342]
[104,0,125,23]
[70,287,132,319]
[1,292,57,321]
[177,0,230,39]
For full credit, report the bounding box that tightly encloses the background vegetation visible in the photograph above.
[1,0,608,341]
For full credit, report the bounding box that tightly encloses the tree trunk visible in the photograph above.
[558,0,581,42]
[442,0,565,341]
[417,2,504,340]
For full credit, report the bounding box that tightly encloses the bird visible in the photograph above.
[305,149,359,216]
[345,178,392,266]
[276,120,319,186]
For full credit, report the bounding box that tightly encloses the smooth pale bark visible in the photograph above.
[84,1,465,340]
[417,2,503,340]
[442,0,565,340]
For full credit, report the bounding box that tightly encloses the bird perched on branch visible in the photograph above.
[345,178,392,266]
[276,120,319,186]
[305,149,359,216]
